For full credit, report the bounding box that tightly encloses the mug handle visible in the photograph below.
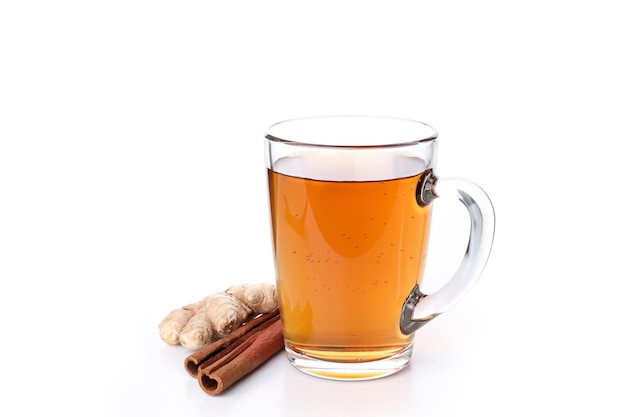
[400,171,496,334]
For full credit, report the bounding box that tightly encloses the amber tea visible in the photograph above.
[268,168,432,364]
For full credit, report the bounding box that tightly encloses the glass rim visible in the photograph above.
[265,115,438,148]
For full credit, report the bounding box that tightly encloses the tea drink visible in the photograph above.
[265,116,495,381]
[268,161,432,364]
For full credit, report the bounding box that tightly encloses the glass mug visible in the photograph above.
[264,116,495,380]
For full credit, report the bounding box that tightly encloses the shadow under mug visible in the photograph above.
[265,116,495,380]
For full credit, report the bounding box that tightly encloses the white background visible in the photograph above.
[1,1,624,416]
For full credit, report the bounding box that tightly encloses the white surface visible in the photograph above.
[1,1,624,416]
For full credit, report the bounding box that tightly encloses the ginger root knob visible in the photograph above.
[226,283,277,314]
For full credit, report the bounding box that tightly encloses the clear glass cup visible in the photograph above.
[265,116,495,380]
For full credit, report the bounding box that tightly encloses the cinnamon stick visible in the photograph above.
[183,309,284,395]
[184,308,280,377]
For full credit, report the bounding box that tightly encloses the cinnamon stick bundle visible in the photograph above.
[184,308,284,395]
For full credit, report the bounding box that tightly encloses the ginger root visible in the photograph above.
[158,283,278,350]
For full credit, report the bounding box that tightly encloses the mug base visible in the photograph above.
[284,345,413,381]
